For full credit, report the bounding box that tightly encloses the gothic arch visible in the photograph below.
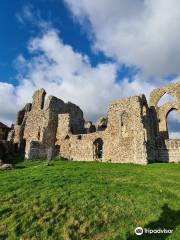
[166,108,180,139]
[149,83,180,108]
[165,107,179,119]
[157,104,180,138]
[120,111,129,137]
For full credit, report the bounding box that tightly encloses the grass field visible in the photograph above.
[0,160,179,240]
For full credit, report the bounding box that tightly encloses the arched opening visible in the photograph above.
[157,93,175,107]
[93,138,103,159]
[37,128,41,140]
[121,111,129,137]
[166,109,180,139]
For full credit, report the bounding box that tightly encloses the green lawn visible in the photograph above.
[0,160,179,240]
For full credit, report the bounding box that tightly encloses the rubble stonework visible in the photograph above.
[0,122,10,140]
[5,82,180,164]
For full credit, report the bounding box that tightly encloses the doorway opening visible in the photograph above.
[93,138,103,159]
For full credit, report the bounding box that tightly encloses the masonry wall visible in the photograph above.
[157,139,180,163]
[103,95,155,164]
[23,89,46,158]
[149,82,180,162]
[56,95,156,164]
[58,131,105,161]
[6,82,180,164]
[0,128,9,140]
[149,82,180,139]
[22,90,86,159]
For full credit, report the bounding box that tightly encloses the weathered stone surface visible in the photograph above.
[84,121,96,133]
[96,117,107,131]
[6,82,180,164]
[0,163,13,170]
[0,122,10,140]
[149,82,180,163]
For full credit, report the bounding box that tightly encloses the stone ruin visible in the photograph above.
[1,82,180,164]
[0,122,10,140]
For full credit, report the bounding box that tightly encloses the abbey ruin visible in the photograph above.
[1,82,180,164]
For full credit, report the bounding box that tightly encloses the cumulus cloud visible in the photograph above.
[0,82,17,125]
[0,2,179,140]
[64,0,180,77]
[0,26,179,141]
[0,28,159,125]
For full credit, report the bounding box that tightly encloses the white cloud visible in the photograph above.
[16,4,52,29]
[0,28,159,125]
[0,27,179,141]
[64,0,180,77]
[0,2,179,140]
[0,83,18,125]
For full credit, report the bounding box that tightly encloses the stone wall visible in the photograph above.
[149,82,180,161]
[58,131,105,161]
[55,94,156,164]
[0,123,10,140]
[149,82,180,139]
[103,95,155,164]
[6,82,180,164]
[9,89,86,160]
[157,139,180,163]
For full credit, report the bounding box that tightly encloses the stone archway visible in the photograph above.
[158,103,179,139]
[166,108,180,139]
[149,83,180,139]
[149,82,180,108]
[93,138,103,159]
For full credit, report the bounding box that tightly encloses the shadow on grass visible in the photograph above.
[0,207,12,217]
[14,165,26,169]
[127,204,180,240]
[10,156,25,165]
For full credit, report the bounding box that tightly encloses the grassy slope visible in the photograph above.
[0,160,179,240]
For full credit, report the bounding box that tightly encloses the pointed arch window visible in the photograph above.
[166,109,180,139]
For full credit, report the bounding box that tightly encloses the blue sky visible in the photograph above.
[0,0,95,83]
[0,0,179,137]
[0,0,137,85]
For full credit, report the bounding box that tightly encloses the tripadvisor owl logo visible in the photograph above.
[135,227,143,235]
[134,227,173,235]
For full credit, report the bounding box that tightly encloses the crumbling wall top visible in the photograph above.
[32,88,46,110]
[44,96,64,112]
